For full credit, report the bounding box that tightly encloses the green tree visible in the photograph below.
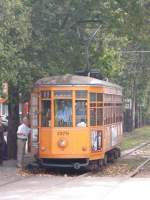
[1,0,150,159]
[0,0,32,158]
[29,0,130,75]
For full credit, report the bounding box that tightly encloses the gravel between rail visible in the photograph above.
[89,143,150,178]
[1,127,150,186]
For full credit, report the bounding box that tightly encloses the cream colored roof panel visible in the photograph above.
[35,74,122,90]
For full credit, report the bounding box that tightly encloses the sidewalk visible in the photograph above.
[0,160,19,186]
[0,154,34,186]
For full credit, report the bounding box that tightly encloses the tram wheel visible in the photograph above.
[114,148,121,159]
[103,154,108,166]
[87,161,94,171]
[107,151,116,163]
[87,160,99,171]
[98,159,103,170]
[118,148,121,158]
[114,149,119,159]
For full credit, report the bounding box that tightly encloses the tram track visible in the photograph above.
[124,143,150,177]
[114,142,150,178]
[82,142,150,178]
[1,142,150,188]
[121,142,150,158]
[121,142,150,177]
[128,156,150,177]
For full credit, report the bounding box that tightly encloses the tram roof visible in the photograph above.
[35,74,122,89]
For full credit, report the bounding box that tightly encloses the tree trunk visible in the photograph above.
[7,85,19,159]
[132,93,136,130]
[131,79,136,130]
[135,102,139,128]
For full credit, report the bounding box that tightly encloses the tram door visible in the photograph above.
[30,92,39,155]
[39,91,52,157]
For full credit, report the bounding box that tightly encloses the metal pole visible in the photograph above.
[86,25,102,72]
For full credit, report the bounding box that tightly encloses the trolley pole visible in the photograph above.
[86,25,102,75]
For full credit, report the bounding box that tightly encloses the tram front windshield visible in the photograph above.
[40,90,87,128]
[55,99,72,127]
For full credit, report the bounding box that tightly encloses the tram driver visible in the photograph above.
[77,118,86,127]
[56,100,72,126]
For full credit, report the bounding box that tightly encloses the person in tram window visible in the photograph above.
[77,118,86,127]
[65,101,72,126]
[56,102,65,126]
[0,116,4,165]
[56,100,72,126]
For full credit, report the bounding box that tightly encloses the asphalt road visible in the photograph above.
[0,174,150,200]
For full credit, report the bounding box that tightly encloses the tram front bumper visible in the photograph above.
[38,158,89,169]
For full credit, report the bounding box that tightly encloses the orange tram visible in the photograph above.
[30,74,123,170]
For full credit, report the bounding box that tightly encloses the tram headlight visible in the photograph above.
[57,138,68,148]
[32,128,38,143]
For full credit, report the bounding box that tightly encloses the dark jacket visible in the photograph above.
[0,126,4,144]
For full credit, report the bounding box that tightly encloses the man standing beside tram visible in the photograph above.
[16,117,31,168]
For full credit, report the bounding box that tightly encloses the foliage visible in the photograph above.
[0,0,150,157]
[0,0,30,98]
[1,0,150,101]
[29,0,130,76]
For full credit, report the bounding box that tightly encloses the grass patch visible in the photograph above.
[120,126,150,150]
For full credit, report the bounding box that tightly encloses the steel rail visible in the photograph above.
[128,157,150,178]
[121,142,150,158]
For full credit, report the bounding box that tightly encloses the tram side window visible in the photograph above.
[76,100,87,127]
[75,90,87,127]
[118,106,123,122]
[90,93,97,126]
[97,93,103,125]
[97,108,103,125]
[41,100,51,127]
[54,99,72,127]
[76,90,87,99]
[113,107,116,123]
[31,93,38,127]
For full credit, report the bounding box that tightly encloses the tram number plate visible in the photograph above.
[57,131,69,136]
